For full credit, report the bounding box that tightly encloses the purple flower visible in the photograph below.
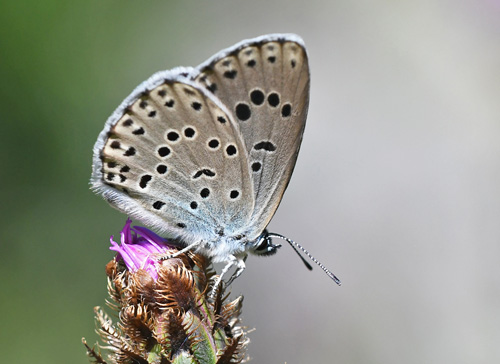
[109,219,173,281]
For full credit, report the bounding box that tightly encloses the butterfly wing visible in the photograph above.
[192,34,310,241]
[91,69,254,243]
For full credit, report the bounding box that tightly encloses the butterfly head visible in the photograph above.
[248,230,282,257]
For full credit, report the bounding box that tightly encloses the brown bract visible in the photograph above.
[83,250,248,364]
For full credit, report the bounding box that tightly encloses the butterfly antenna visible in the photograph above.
[267,233,341,286]
[285,240,314,271]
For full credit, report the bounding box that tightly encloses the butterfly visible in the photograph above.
[91,34,340,288]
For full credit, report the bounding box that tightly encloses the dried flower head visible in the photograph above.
[83,220,248,364]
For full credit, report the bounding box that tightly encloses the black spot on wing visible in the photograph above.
[281,103,292,117]
[124,147,136,156]
[254,141,276,152]
[226,145,237,156]
[122,119,133,127]
[223,70,237,79]
[153,201,165,210]
[167,131,179,141]
[200,188,210,198]
[251,162,261,172]
[267,92,280,107]
[208,139,220,149]
[250,89,265,105]
[158,146,171,157]
[235,103,251,121]
[139,175,152,189]
[193,169,216,179]
[156,164,167,174]
[184,127,195,138]
[207,83,217,93]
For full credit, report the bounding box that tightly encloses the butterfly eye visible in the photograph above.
[253,239,281,257]
[255,241,268,251]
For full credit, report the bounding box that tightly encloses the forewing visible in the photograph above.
[92,70,253,242]
[192,34,310,239]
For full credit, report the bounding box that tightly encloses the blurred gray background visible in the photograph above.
[1,1,499,363]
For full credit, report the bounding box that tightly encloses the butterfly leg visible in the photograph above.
[210,257,236,299]
[225,255,247,287]
[158,240,203,261]
[209,255,247,299]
